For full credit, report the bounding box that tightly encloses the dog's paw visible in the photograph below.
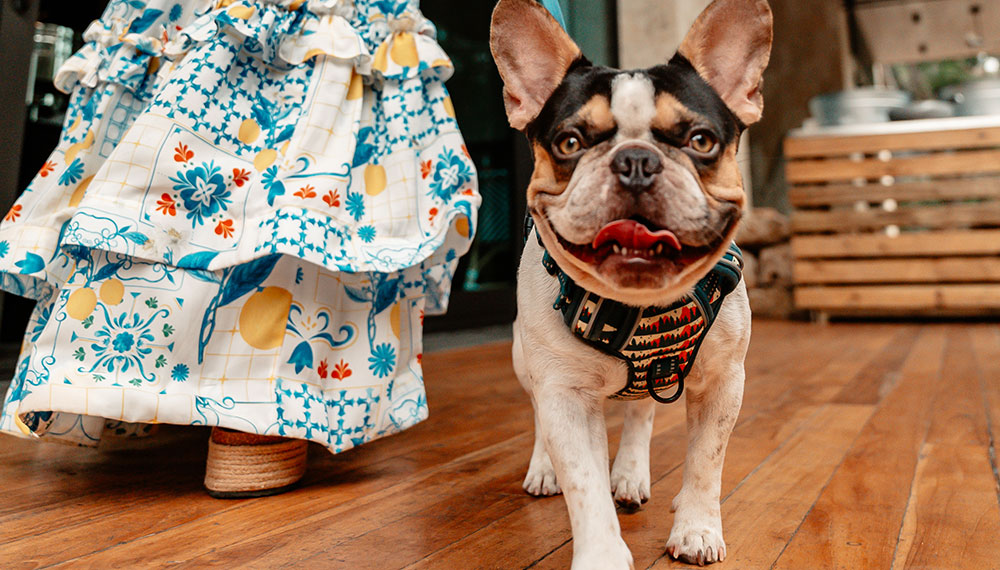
[523,459,561,496]
[665,519,726,566]
[610,467,649,512]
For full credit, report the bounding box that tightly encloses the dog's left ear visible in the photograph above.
[679,0,773,126]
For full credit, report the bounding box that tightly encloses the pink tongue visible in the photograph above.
[592,220,681,251]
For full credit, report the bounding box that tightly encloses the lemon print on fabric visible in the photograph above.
[67,287,97,320]
[390,32,420,67]
[238,119,260,144]
[99,278,125,306]
[347,71,364,101]
[69,175,93,207]
[303,48,327,61]
[373,42,388,73]
[239,286,293,350]
[65,130,95,163]
[254,149,277,171]
[364,164,386,196]
[390,303,401,339]
[227,5,254,19]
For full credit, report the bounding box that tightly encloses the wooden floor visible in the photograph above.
[3,321,1000,569]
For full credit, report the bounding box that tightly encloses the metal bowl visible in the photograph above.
[809,88,911,126]
[940,79,1000,116]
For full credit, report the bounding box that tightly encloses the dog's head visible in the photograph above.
[491,0,772,306]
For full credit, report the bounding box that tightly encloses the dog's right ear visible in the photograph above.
[490,0,582,131]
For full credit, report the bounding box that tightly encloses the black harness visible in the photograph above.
[527,218,743,403]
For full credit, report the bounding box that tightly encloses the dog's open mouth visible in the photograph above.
[555,217,714,267]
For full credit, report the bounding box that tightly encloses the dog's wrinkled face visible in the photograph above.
[491,0,772,305]
[527,58,744,301]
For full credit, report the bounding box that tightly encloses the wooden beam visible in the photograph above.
[791,230,1000,259]
[789,177,1000,208]
[794,257,1000,285]
[786,149,1000,184]
[792,201,1000,233]
[794,284,1000,310]
[784,126,1000,159]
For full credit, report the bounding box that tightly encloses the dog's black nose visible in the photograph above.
[611,147,662,191]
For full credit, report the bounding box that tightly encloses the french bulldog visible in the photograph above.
[489,0,772,567]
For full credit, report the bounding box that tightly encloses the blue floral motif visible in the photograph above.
[428,149,473,203]
[346,191,365,221]
[88,306,169,383]
[15,252,44,275]
[358,225,376,243]
[169,161,231,227]
[171,363,189,382]
[263,165,285,206]
[169,3,182,22]
[59,159,85,186]
[0,240,9,259]
[368,342,396,378]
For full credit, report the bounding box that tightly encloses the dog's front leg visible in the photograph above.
[535,383,634,570]
[665,359,745,565]
[611,399,655,511]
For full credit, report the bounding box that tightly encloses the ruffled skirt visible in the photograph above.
[0,0,479,452]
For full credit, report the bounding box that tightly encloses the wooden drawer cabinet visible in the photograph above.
[785,118,1000,317]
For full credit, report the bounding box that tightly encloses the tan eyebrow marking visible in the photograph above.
[575,95,615,133]
[651,92,691,133]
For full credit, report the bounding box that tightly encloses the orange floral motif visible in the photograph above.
[419,309,425,326]
[155,193,176,216]
[428,207,438,223]
[294,184,316,199]
[332,359,352,380]
[39,161,56,177]
[4,204,21,222]
[420,160,432,179]
[232,168,250,187]
[317,359,329,379]
[461,145,470,159]
[461,188,475,196]
[215,218,235,238]
[173,142,193,163]
[416,353,422,365]
[322,189,340,208]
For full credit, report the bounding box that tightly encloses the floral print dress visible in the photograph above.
[0,0,479,453]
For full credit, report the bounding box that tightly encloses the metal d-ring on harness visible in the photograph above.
[524,215,744,404]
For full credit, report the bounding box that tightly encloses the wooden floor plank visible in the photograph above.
[650,404,876,569]
[891,443,1000,570]
[890,325,1000,570]
[772,326,946,570]
[967,326,1000,508]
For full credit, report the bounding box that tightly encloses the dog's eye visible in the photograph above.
[686,130,719,156]
[554,133,584,157]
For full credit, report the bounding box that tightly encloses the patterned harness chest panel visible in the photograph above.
[542,243,743,403]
